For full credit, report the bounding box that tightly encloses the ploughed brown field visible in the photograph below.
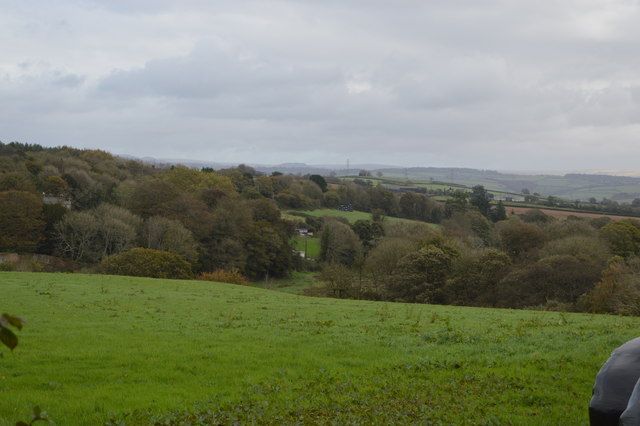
[505,206,638,221]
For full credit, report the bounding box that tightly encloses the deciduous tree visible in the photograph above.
[320,219,362,266]
[578,259,640,315]
[41,175,69,196]
[55,211,99,261]
[101,247,193,279]
[469,185,491,217]
[0,173,36,193]
[496,218,546,258]
[55,204,141,262]
[364,237,417,293]
[599,220,640,258]
[244,220,294,279]
[444,248,511,306]
[367,185,398,216]
[443,211,493,247]
[351,219,384,250]
[444,190,468,218]
[142,216,198,262]
[0,191,45,252]
[309,175,328,193]
[386,243,458,303]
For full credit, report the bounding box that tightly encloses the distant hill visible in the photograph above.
[376,167,640,202]
[130,156,640,202]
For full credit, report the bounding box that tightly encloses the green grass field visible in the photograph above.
[377,169,640,202]
[288,208,379,223]
[251,271,325,295]
[288,208,439,228]
[2,272,639,424]
[291,236,321,259]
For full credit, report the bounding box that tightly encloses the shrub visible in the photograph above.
[0,261,15,271]
[599,220,640,258]
[196,269,249,285]
[578,259,640,315]
[496,219,546,257]
[101,248,193,280]
[0,190,46,252]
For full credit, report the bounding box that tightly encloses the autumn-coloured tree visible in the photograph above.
[141,216,198,262]
[496,218,546,258]
[578,259,640,315]
[367,184,398,217]
[0,173,36,193]
[101,247,193,279]
[364,237,417,293]
[41,175,69,196]
[244,220,294,279]
[599,220,640,258]
[0,190,46,252]
[320,219,363,267]
[54,204,141,262]
[399,192,441,223]
[444,248,511,306]
[382,237,460,303]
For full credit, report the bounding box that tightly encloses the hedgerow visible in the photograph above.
[101,247,193,279]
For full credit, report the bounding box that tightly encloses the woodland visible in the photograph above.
[2,141,640,316]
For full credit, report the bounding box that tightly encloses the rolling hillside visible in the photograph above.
[2,272,638,424]
[376,168,640,202]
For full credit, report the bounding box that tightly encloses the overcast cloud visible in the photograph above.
[2,0,640,171]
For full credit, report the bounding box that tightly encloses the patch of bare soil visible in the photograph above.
[505,206,638,221]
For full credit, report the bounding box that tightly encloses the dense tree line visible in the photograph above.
[0,143,300,279]
[2,142,640,315]
[314,190,640,315]
[541,195,640,217]
[0,142,443,275]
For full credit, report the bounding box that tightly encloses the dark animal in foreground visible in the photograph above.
[590,337,640,425]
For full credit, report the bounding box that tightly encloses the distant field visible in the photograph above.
[288,208,376,222]
[340,176,533,200]
[291,235,321,259]
[2,272,639,424]
[288,208,438,227]
[378,169,640,201]
[504,205,640,221]
[341,175,473,191]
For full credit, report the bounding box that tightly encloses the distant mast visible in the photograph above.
[347,159,350,176]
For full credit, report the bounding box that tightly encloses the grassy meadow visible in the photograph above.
[291,235,321,259]
[287,208,440,227]
[377,169,640,202]
[2,272,640,424]
[342,170,640,204]
[250,271,325,295]
[287,208,381,223]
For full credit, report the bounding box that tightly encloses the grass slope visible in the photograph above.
[2,272,638,424]
[291,236,321,259]
[288,208,379,223]
[251,271,325,295]
[288,208,439,228]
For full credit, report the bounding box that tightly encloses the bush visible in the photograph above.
[101,248,193,280]
[599,220,640,258]
[0,261,15,271]
[196,269,249,285]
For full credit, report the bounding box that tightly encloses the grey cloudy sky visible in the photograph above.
[2,0,640,171]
